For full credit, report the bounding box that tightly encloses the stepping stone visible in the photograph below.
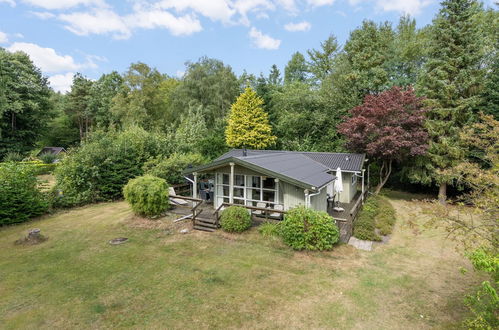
[348,237,373,251]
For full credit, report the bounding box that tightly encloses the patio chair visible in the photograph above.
[252,202,267,217]
[269,204,284,220]
[169,187,189,206]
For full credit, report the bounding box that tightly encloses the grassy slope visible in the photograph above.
[0,196,485,329]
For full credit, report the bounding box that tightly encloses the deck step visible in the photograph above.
[195,218,217,225]
[193,225,216,232]
[194,221,218,229]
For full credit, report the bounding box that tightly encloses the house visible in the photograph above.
[182,149,367,215]
[37,147,66,157]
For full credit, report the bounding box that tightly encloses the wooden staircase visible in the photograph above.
[193,217,219,232]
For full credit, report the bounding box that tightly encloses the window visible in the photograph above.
[215,173,279,207]
[262,177,275,189]
[351,175,357,185]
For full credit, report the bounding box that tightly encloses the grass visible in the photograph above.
[0,196,486,329]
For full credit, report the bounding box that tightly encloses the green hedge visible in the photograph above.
[220,206,252,233]
[353,195,396,241]
[123,175,170,217]
[54,127,172,207]
[0,162,48,225]
[280,206,339,251]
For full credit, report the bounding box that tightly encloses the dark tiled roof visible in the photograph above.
[216,149,365,172]
[241,153,334,188]
[37,147,66,156]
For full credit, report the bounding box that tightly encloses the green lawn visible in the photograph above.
[0,197,484,329]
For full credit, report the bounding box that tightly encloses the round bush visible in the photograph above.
[123,175,170,217]
[280,206,339,251]
[220,206,252,233]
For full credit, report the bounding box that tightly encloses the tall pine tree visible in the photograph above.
[416,0,486,202]
[225,87,276,149]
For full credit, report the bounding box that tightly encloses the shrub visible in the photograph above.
[0,163,48,225]
[143,153,205,185]
[463,248,499,329]
[258,221,281,238]
[3,151,25,162]
[220,206,252,233]
[39,153,58,164]
[280,206,339,251]
[54,127,172,207]
[353,195,395,241]
[353,212,382,241]
[123,175,170,217]
[376,198,396,236]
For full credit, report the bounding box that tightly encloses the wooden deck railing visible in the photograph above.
[169,194,204,223]
[213,203,287,226]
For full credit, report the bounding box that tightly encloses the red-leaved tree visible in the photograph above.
[338,86,429,194]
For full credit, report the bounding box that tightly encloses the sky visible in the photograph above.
[0,0,495,93]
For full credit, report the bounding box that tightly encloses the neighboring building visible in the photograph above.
[183,149,366,214]
[37,147,66,157]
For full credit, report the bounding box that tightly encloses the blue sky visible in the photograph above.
[0,0,494,92]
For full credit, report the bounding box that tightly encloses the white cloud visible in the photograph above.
[176,70,185,78]
[30,11,56,19]
[307,0,335,6]
[0,31,8,43]
[7,42,83,72]
[375,0,431,15]
[126,8,202,36]
[0,0,16,6]
[249,27,280,50]
[22,0,105,10]
[58,9,131,39]
[276,0,296,12]
[158,0,235,23]
[232,0,275,25]
[48,72,74,93]
[284,21,311,32]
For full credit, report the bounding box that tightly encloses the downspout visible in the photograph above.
[307,184,327,208]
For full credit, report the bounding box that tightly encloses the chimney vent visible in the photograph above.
[243,148,247,157]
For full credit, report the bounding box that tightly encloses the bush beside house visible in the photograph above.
[220,206,252,233]
[123,175,170,217]
[280,206,339,251]
[353,195,396,241]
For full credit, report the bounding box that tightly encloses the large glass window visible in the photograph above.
[216,173,278,207]
[262,177,275,189]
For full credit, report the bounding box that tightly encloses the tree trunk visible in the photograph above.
[438,182,447,204]
[374,159,392,194]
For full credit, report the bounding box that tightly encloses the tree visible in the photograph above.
[0,48,51,159]
[284,52,308,84]
[481,53,499,120]
[272,82,338,151]
[425,114,498,329]
[339,86,429,193]
[65,73,93,141]
[170,57,239,127]
[307,34,340,83]
[416,0,486,202]
[89,71,124,128]
[388,15,427,87]
[38,92,80,148]
[173,105,207,154]
[225,87,276,149]
[111,63,177,130]
[268,64,282,86]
